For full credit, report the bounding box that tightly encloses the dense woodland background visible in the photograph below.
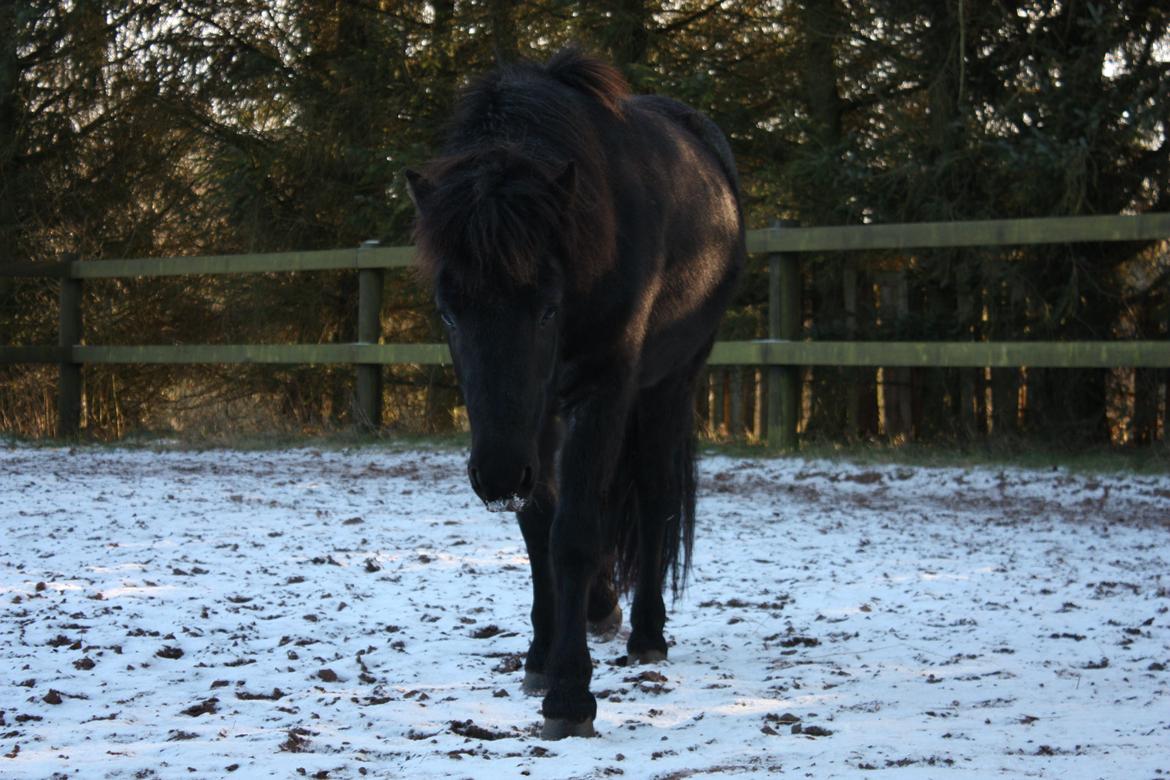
[1,0,1168,447]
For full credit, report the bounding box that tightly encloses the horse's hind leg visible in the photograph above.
[587,557,622,640]
[627,372,698,664]
[516,414,561,695]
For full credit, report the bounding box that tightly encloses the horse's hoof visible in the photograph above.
[522,671,547,695]
[541,717,596,740]
[588,603,622,641]
[629,648,667,665]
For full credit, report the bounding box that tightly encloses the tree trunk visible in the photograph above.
[489,0,519,63]
[795,0,850,440]
[0,2,22,267]
[597,0,650,77]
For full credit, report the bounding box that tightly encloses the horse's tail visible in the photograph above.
[612,399,699,600]
[545,47,630,116]
[665,426,698,598]
[611,415,641,598]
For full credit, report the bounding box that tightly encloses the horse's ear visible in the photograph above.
[404,169,433,213]
[552,161,576,205]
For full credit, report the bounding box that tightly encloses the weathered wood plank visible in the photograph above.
[708,340,1170,368]
[69,340,1170,368]
[745,212,1170,253]
[12,213,1160,281]
[73,343,452,365]
[69,246,415,279]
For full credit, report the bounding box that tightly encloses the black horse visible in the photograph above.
[406,48,744,739]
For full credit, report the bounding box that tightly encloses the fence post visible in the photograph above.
[729,366,744,438]
[57,253,82,438]
[767,220,801,449]
[712,369,726,438]
[355,241,384,432]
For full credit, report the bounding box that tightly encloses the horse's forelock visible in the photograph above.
[413,150,564,293]
[414,47,619,295]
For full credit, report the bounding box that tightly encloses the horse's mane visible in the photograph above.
[544,47,629,117]
[413,48,626,290]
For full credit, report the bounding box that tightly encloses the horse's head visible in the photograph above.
[406,150,574,511]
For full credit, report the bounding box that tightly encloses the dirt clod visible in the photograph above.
[180,698,218,717]
[449,719,512,740]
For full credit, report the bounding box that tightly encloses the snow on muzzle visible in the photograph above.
[483,495,531,513]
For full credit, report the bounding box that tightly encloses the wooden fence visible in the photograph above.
[2,214,1169,443]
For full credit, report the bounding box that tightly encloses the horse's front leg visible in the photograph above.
[541,382,633,739]
[516,413,562,695]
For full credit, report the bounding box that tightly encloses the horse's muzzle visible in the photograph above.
[468,461,535,512]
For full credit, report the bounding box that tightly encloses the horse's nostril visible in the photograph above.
[468,466,483,497]
[519,466,534,494]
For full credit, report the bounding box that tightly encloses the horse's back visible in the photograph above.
[594,95,744,388]
[619,94,744,261]
[628,95,741,199]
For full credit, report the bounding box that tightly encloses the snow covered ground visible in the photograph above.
[1,444,1168,779]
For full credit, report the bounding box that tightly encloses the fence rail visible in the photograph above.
[3,213,1168,441]
[745,212,1170,252]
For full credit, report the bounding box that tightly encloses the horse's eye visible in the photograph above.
[540,306,558,325]
[440,311,456,330]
